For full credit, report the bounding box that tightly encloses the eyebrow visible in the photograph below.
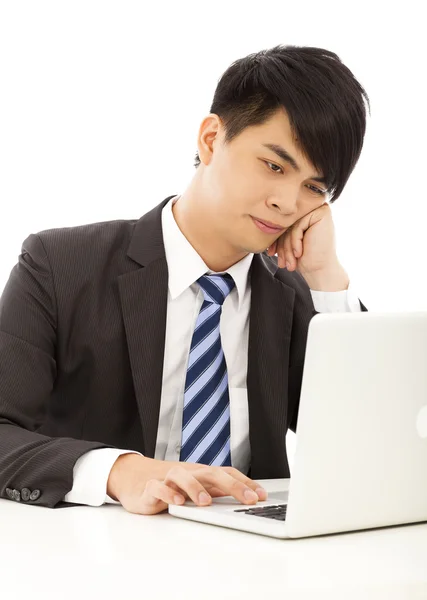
[262,143,327,184]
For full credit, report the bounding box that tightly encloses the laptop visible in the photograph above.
[169,311,427,538]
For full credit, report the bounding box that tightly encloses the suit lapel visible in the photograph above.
[118,259,168,460]
[118,197,172,459]
[118,196,296,475]
[247,253,295,479]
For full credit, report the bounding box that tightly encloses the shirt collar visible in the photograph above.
[161,195,254,310]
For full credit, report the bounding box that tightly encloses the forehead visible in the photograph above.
[242,108,294,141]
[236,111,324,182]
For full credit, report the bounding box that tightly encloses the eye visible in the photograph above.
[307,184,327,196]
[265,161,284,174]
[264,162,327,196]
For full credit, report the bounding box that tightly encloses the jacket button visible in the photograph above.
[29,489,41,501]
[5,488,14,500]
[12,489,21,502]
[21,488,31,501]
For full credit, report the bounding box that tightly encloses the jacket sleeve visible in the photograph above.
[0,233,115,508]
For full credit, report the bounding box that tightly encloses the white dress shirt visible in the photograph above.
[64,196,362,506]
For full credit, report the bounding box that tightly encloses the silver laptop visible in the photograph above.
[169,311,427,538]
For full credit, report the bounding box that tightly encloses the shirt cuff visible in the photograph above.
[310,279,362,313]
[63,448,143,506]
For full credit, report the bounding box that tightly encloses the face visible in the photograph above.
[175,107,329,271]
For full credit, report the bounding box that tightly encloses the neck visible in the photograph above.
[172,180,249,272]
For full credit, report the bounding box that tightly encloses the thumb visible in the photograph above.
[267,241,277,256]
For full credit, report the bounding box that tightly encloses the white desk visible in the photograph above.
[1,479,426,600]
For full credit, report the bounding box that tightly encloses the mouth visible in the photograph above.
[251,216,285,234]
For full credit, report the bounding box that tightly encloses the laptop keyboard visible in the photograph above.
[234,503,288,521]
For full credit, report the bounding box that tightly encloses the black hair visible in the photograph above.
[194,44,370,203]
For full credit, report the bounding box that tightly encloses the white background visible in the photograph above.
[1,1,425,470]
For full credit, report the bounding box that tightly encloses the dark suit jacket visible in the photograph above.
[0,195,368,508]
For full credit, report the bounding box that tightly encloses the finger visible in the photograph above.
[281,229,298,271]
[138,479,185,515]
[194,467,261,505]
[275,233,288,268]
[289,226,304,262]
[164,466,214,506]
[267,241,277,256]
[166,479,191,499]
[208,486,229,497]
[166,477,222,502]
[220,466,268,500]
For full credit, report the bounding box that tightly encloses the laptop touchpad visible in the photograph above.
[211,490,289,505]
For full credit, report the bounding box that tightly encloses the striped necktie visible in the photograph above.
[179,273,236,466]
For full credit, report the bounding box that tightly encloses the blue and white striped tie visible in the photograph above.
[179,273,236,466]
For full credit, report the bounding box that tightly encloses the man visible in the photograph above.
[0,44,369,515]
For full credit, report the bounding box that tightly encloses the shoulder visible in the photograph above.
[20,218,138,275]
[34,218,137,250]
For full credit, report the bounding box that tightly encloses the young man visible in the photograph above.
[0,44,369,515]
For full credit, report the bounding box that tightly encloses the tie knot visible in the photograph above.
[197,273,236,306]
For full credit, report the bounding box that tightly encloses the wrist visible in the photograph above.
[299,262,350,292]
[107,453,150,501]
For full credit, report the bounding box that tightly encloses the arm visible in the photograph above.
[0,233,116,508]
[310,280,367,314]
[64,448,143,506]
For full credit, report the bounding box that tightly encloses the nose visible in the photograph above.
[269,197,299,219]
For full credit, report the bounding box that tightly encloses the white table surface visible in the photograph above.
[1,478,426,600]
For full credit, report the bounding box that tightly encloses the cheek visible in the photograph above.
[208,156,264,212]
